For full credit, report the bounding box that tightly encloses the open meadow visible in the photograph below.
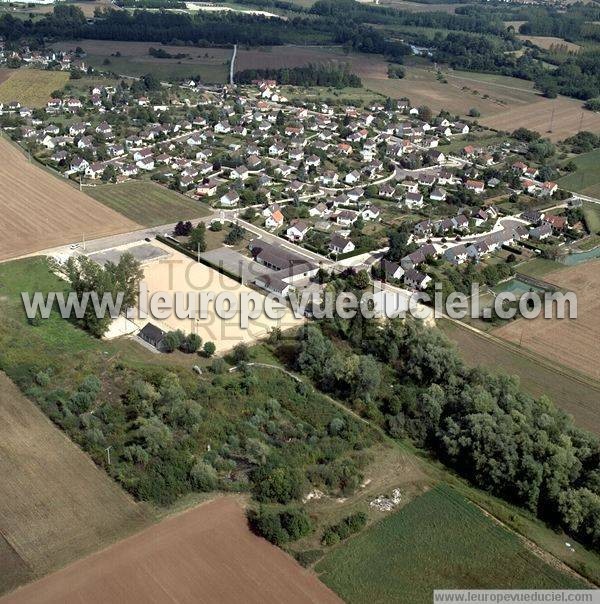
[0,69,69,108]
[493,259,600,382]
[315,484,585,604]
[0,372,148,596]
[439,317,600,435]
[84,181,210,227]
[2,497,341,604]
[0,137,138,261]
[53,40,231,82]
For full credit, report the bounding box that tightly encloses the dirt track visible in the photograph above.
[2,497,342,604]
[0,137,139,261]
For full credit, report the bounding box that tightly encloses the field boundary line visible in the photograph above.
[445,316,600,394]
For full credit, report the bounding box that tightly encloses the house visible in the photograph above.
[345,170,361,185]
[136,156,155,171]
[309,202,328,218]
[329,234,355,255]
[541,181,558,196]
[362,206,381,221]
[544,214,567,232]
[196,179,218,196]
[336,210,358,227]
[414,219,434,237]
[430,187,447,202]
[530,223,552,240]
[444,245,469,265]
[401,244,436,269]
[139,322,166,351]
[404,191,424,209]
[220,190,240,206]
[381,259,404,281]
[379,183,395,199]
[85,162,105,179]
[465,180,485,194]
[265,209,284,230]
[287,220,310,242]
[231,165,249,181]
[404,268,431,290]
[70,156,89,173]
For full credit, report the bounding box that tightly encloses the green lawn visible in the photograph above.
[84,181,210,227]
[559,149,600,196]
[316,484,584,604]
[582,202,600,235]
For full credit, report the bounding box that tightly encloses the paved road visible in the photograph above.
[229,44,237,86]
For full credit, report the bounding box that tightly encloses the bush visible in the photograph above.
[248,506,312,546]
[203,341,216,357]
[189,460,218,491]
[321,511,368,545]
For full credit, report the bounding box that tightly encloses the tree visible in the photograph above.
[468,107,480,117]
[232,342,250,363]
[252,463,304,504]
[174,221,192,236]
[181,333,201,354]
[189,222,206,252]
[163,330,184,353]
[189,460,218,491]
[202,341,216,357]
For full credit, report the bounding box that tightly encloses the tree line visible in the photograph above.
[235,64,362,88]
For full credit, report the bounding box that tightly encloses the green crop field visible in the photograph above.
[582,202,600,234]
[84,181,210,227]
[316,484,585,603]
[559,149,600,197]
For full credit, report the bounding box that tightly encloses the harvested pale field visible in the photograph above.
[363,66,540,118]
[0,372,148,596]
[0,70,69,108]
[518,35,582,53]
[482,96,600,141]
[0,137,139,261]
[0,69,12,86]
[439,318,600,435]
[379,0,467,12]
[236,45,388,78]
[2,497,342,604]
[133,242,302,352]
[494,260,600,382]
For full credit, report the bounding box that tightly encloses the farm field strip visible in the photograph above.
[0,137,139,261]
[492,260,600,382]
[1,497,342,604]
[315,484,585,604]
[84,181,210,227]
[0,372,148,596]
[439,318,600,435]
[0,70,69,108]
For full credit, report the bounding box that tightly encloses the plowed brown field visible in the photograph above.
[2,497,342,604]
[0,137,139,261]
[0,372,147,596]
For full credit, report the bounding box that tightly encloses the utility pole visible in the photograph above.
[548,105,555,133]
[105,445,112,465]
[82,233,86,251]
[578,112,584,133]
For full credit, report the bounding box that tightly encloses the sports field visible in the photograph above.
[3,497,341,604]
[0,137,139,261]
[84,181,210,227]
[0,372,147,596]
[53,40,231,82]
[0,69,69,107]
[316,484,585,603]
